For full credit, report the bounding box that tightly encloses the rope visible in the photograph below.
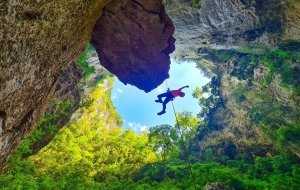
[165,81,197,190]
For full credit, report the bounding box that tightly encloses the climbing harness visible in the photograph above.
[165,81,197,190]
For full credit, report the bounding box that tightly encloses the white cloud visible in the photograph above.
[117,88,123,93]
[112,94,118,99]
[157,85,163,92]
[128,122,148,133]
[140,126,147,132]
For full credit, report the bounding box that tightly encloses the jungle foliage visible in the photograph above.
[1,47,300,189]
[192,77,220,119]
[1,76,299,189]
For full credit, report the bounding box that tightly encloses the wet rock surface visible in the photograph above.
[91,0,175,92]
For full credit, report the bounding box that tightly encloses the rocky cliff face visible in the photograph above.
[0,0,175,170]
[165,0,300,158]
[165,0,300,59]
[24,62,84,157]
[195,50,300,157]
[24,50,110,158]
[0,0,112,170]
[91,0,176,92]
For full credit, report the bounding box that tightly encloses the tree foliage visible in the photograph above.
[76,44,96,80]
[192,83,220,119]
[1,48,300,190]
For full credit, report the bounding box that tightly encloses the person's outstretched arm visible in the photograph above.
[179,85,189,90]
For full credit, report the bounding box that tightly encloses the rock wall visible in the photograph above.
[24,62,84,157]
[0,0,111,171]
[91,0,175,92]
[196,50,300,157]
[195,53,275,157]
[24,50,109,158]
[164,0,300,157]
[165,0,300,59]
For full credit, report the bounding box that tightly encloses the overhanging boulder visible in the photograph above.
[91,0,175,92]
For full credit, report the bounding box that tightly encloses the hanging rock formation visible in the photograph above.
[91,0,175,92]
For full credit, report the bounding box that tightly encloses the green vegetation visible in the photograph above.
[233,83,248,104]
[260,72,272,88]
[199,48,300,154]
[191,47,300,185]
[130,155,300,190]
[247,101,300,156]
[149,125,179,180]
[76,44,95,80]
[213,50,233,62]
[1,77,300,189]
[1,47,300,189]
[200,49,257,80]
[0,76,150,189]
[256,48,300,94]
[177,111,202,137]
[192,80,220,119]
[6,100,71,167]
[2,119,300,190]
[239,48,300,156]
[192,0,201,8]
[94,73,114,87]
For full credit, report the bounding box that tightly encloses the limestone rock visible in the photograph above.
[91,0,175,92]
[165,0,300,59]
[164,0,300,158]
[0,0,111,171]
[25,62,84,156]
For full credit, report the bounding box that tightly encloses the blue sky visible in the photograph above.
[111,60,210,133]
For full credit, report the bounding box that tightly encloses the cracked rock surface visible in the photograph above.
[91,0,175,92]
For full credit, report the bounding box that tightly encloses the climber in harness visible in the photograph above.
[155,85,189,115]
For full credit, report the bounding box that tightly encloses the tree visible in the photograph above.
[192,86,203,99]
[176,111,202,138]
[192,84,220,119]
[148,125,179,179]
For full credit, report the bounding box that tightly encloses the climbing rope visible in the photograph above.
[165,81,197,190]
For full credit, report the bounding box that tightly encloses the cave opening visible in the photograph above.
[111,60,210,133]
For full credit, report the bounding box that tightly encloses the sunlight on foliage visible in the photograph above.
[76,44,95,80]
[1,47,300,190]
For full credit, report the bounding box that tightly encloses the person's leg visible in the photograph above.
[155,92,168,103]
[162,97,170,111]
[157,94,174,115]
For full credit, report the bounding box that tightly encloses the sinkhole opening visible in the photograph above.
[111,59,210,133]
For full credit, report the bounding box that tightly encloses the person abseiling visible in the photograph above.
[155,85,189,115]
